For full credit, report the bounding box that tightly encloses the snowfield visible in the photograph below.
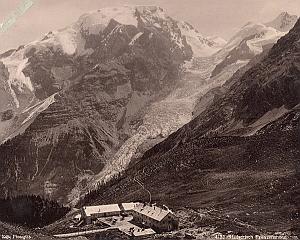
[246,27,285,54]
[76,6,139,34]
[179,22,224,57]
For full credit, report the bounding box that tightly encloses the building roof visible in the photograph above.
[83,204,120,217]
[83,203,138,217]
[133,204,173,222]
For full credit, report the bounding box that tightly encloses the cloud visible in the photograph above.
[258,0,300,20]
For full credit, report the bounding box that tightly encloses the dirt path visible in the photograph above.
[53,227,116,238]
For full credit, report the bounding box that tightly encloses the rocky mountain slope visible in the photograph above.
[81,17,300,236]
[180,17,300,140]
[192,12,297,121]
[0,6,226,204]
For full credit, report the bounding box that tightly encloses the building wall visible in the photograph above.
[85,216,92,225]
[90,210,121,219]
[132,211,178,233]
[160,215,179,232]
[81,207,121,225]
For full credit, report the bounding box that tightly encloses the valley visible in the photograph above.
[91,69,210,184]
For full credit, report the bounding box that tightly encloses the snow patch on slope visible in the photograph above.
[55,29,78,55]
[2,50,34,108]
[35,26,86,56]
[15,58,34,92]
[21,94,56,125]
[246,27,285,54]
[170,31,185,49]
[129,32,143,45]
[246,106,289,136]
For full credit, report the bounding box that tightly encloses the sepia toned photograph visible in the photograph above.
[0,0,299,239]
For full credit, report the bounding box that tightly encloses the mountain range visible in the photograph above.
[0,6,299,236]
[0,6,226,203]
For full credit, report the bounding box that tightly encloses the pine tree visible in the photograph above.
[0,195,70,228]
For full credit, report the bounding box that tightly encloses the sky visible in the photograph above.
[0,0,300,53]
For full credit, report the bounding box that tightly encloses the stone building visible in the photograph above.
[132,204,179,233]
[81,202,137,224]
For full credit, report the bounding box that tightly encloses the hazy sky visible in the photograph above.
[0,0,300,53]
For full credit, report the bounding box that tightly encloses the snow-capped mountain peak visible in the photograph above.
[73,6,223,57]
[75,6,139,34]
[265,11,298,32]
[0,5,225,148]
[210,13,298,78]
